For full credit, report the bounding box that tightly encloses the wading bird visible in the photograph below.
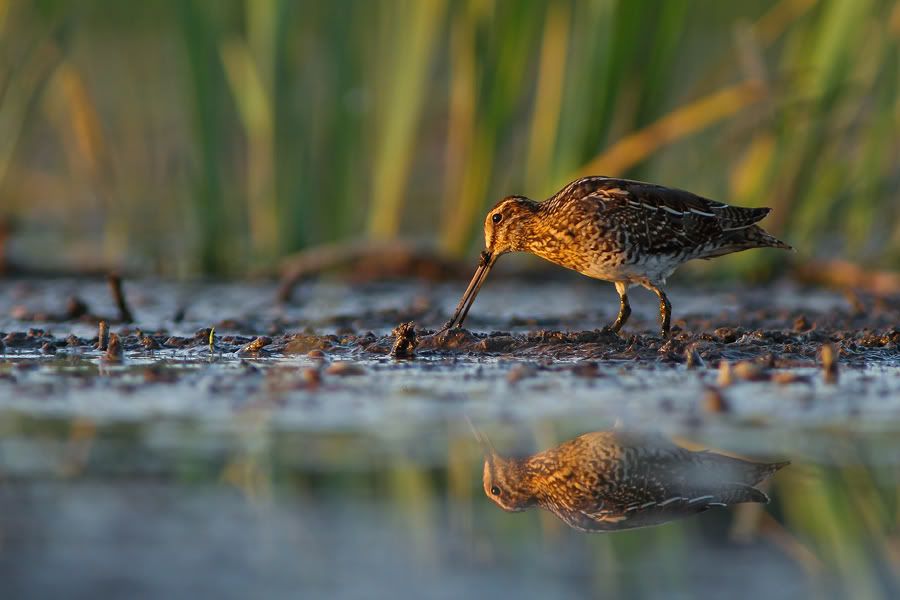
[476,428,788,532]
[443,176,792,336]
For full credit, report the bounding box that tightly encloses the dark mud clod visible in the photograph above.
[820,343,839,384]
[97,321,109,351]
[390,322,418,359]
[141,334,161,351]
[107,273,135,323]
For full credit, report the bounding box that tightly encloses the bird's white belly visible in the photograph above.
[583,254,679,286]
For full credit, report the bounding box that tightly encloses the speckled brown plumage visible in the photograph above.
[480,430,788,532]
[443,176,793,336]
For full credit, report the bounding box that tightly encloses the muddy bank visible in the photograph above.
[1,277,899,432]
[3,301,897,367]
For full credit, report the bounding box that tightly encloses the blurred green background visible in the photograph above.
[0,0,898,277]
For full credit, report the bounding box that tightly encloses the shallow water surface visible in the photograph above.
[1,278,899,598]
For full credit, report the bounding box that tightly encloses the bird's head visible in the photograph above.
[440,196,539,330]
[482,452,533,512]
[482,195,539,257]
[467,421,534,512]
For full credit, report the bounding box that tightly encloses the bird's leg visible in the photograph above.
[610,282,631,333]
[649,286,672,337]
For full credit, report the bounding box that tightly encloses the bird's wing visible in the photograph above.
[559,176,772,254]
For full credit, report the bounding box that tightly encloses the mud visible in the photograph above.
[0,277,898,434]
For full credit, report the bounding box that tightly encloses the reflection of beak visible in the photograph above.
[465,415,497,459]
[441,251,496,331]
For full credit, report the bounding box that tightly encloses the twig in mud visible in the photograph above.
[107,273,135,323]
[96,321,109,351]
[104,333,123,362]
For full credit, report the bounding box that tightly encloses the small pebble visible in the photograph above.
[239,336,272,354]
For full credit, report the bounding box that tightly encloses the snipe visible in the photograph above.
[443,176,792,336]
[477,428,788,532]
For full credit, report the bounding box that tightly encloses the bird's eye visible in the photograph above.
[492,213,503,224]
[490,485,501,496]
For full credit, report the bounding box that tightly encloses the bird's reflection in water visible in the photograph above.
[476,429,788,532]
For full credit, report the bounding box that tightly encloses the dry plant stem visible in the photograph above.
[97,320,109,351]
[107,273,135,323]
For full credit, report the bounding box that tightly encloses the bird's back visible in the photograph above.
[537,177,791,272]
[525,430,788,532]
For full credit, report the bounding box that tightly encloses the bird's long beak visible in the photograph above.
[464,415,498,461]
[441,251,496,331]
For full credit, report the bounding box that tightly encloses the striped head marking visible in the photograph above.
[484,196,539,257]
[482,451,533,512]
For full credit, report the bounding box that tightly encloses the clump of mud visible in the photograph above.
[390,322,418,358]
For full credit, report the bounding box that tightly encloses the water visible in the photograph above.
[1,277,899,598]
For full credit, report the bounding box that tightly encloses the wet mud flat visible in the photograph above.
[0,276,898,432]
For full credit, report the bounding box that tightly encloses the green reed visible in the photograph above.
[0,0,897,276]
